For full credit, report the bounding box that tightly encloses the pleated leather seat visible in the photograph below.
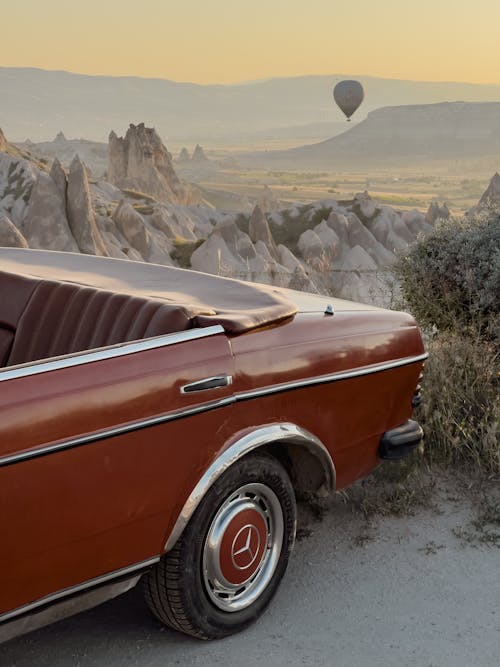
[0,271,192,367]
[0,271,38,367]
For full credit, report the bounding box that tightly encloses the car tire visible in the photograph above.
[144,453,297,639]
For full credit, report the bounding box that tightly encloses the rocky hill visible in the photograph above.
[6,124,490,306]
[188,194,442,303]
[255,102,500,167]
[0,125,212,265]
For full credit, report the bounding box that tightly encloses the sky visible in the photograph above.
[2,0,500,84]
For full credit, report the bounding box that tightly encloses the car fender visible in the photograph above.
[164,422,335,552]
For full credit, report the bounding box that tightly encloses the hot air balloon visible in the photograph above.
[333,80,364,121]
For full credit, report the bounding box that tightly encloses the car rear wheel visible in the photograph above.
[144,454,296,639]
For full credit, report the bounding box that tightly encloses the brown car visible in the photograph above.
[0,248,426,641]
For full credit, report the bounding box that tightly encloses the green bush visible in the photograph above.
[395,214,500,336]
[395,213,500,475]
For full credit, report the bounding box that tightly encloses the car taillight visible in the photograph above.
[412,368,424,408]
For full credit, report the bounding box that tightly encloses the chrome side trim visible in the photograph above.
[164,423,335,552]
[0,395,235,468]
[0,325,225,383]
[234,352,429,402]
[0,574,141,644]
[0,556,159,626]
[0,352,427,469]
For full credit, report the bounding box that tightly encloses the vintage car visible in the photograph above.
[0,247,426,642]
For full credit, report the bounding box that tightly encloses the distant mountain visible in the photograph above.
[253,102,500,167]
[1,67,500,143]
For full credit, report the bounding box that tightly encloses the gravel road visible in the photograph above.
[3,488,499,667]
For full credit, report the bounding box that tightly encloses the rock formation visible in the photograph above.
[288,266,317,293]
[191,144,208,162]
[425,201,450,224]
[188,189,434,304]
[178,147,190,163]
[401,209,432,236]
[0,124,439,307]
[298,229,325,262]
[326,211,349,246]
[1,127,166,261]
[256,185,280,212]
[352,191,379,221]
[248,205,279,259]
[476,173,500,210]
[108,123,199,205]
[67,155,107,255]
[49,157,67,207]
[0,129,38,226]
[151,205,197,240]
[112,200,172,265]
[312,220,340,257]
[0,215,28,247]
[191,216,291,286]
[22,171,79,252]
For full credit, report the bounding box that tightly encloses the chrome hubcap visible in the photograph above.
[202,483,284,612]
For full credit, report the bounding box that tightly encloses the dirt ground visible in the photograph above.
[3,478,499,667]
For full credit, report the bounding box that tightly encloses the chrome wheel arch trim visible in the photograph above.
[164,423,335,552]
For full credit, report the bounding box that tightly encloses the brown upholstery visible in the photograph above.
[0,271,39,328]
[0,248,297,335]
[0,329,14,366]
[0,272,39,366]
[0,270,192,367]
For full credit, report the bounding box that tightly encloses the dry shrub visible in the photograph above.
[170,238,204,269]
[344,453,437,519]
[344,215,499,520]
[420,330,499,474]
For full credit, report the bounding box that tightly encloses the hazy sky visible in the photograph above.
[2,0,499,84]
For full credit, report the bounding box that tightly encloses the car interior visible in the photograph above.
[0,269,194,368]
